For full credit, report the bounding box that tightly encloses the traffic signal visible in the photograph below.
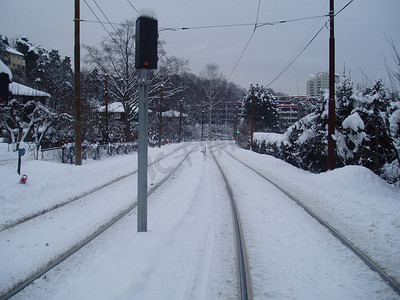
[135,16,158,69]
[236,129,240,134]
[0,73,10,103]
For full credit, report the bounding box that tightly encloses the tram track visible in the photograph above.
[0,145,197,300]
[219,145,400,297]
[210,146,251,300]
[0,144,191,233]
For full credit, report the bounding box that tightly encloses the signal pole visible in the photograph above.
[135,13,158,232]
[74,0,82,165]
[328,0,336,170]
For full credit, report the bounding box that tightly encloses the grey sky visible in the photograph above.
[1,0,399,95]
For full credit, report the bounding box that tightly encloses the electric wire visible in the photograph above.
[228,31,256,81]
[126,0,138,13]
[228,0,261,81]
[161,14,328,32]
[254,0,262,31]
[82,0,114,40]
[92,0,119,35]
[266,0,355,88]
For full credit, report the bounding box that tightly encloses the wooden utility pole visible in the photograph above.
[250,87,255,150]
[74,0,82,165]
[105,74,109,143]
[201,110,205,141]
[328,0,336,170]
[158,84,163,148]
[179,100,183,143]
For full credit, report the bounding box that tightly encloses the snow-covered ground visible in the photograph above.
[0,142,399,299]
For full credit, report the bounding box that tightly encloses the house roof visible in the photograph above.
[162,109,188,118]
[6,46,24,57]
[97,102,125,113]
[97,102,152,113]
[0,59,12,81]
[9,82,51,98]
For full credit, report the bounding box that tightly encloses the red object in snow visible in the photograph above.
[20,174,28,184]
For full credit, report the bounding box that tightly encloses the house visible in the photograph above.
[9,82,51,104]
[2,47,25,72]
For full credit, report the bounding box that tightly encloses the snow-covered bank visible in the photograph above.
[1,142,399,299]
[224,146,400,286]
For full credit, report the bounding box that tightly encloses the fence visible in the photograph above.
[41,142,138,164]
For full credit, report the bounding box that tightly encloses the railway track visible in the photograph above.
[218,145,400,297]
[0,143,190,233]
[0,145,197,300]
[210,146,251,300]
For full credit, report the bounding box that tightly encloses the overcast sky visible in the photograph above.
[1,0,399,95]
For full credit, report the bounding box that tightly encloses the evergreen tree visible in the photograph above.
[244,84,279,132]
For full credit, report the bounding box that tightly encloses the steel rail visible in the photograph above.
[1,146,197,300]
[222,147,400,296]
[210,146,251,300]
[0,144,191,233]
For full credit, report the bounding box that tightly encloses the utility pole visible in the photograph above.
[105,73,109,143]
[328,0,336,170]
[250,87,255,150]
[201,110,205,141]
[158,84,163,148]
[179,99,183,143]
[234,106,238,143]
[74,0,82,165]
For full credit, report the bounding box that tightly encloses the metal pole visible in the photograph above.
[328,0,336,170]
[158,84,163,148]
[137,69,150,232]
[74,0,82,165]
[105,74,109,143]
[250,87,255,150]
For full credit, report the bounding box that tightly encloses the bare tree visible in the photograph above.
[200,63,227,139]
[84,20,187,141]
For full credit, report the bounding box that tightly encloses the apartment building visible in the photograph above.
[306,72,340,96]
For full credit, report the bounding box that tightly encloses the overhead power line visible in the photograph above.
[228,0,261,81]
[126,0,138,13]
[266,0,355,88]
[161,14,328,32]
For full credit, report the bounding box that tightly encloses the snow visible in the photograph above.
[97,102,125,113]
[0,59,13,81]
[5,46,24,57]
[137,8,158,20]
[253,132,283,145]
[9,82,51,98]
[162,109,188,118]
[0,142,399,299]
[97,102,152,114]
[343,112,365,131]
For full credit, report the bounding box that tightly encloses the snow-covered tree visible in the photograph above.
[0,99,73,150]
[244,84,279,132]
[84,20,186,141]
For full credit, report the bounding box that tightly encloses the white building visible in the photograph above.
[306,72,340,96]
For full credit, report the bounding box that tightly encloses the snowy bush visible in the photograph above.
[252,77,400,185]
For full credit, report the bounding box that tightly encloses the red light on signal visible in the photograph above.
[144,61,149,66]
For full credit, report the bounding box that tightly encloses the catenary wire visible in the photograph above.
[266,0,355,88]
[126,0,138,13]
[228,0,261,81]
